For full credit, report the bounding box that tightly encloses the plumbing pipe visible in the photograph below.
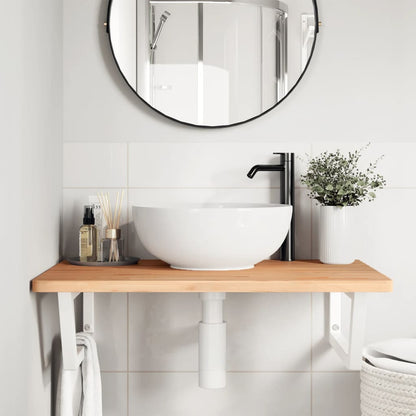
[199,292,226,389]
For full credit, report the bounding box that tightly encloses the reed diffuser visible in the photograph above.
[97,191,124,262]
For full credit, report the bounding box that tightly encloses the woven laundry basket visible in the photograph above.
[361,360,416,416]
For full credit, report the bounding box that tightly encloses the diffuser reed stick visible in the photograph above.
[97,191,124,262]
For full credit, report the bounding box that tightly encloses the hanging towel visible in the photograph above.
[56,332,102,416]
[363,338,416,375]
[56,359,82,416]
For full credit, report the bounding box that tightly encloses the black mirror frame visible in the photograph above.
[106,0,319,129]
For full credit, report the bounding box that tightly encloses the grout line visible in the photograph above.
[308,143,314,416]
[126,292,130,416]
[100,370,356,374]
[311,370,314,416]
[126,186,290,190]
[101,370,130,373]
[125,136,130,416]
[126,138,132,416]
[126,142,130,189]
[310,197,313,259]
[63,186,286,190]
[310,293,313,415]
[308,140,314,410]
[135,2,138,100]
[63,186,416,190]
[126,143,130,256]
[64,187,131,190]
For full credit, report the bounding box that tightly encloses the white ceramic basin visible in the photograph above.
[132,203,292,271]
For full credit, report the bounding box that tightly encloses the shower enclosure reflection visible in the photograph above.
[108,0,317,126]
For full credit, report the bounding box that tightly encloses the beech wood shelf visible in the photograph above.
[32,260,392,375]
[31,259,392,293]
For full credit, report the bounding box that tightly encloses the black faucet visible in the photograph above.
[247,153,295,261]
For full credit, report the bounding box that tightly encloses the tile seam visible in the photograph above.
[100,370,356,374]
[63,186,416,190]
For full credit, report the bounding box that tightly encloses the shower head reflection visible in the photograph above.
[151,10,171,50]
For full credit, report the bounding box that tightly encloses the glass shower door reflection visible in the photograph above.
[149,3,199,123]
[148,1,288,126]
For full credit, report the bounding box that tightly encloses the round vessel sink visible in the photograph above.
[132,203,292,271]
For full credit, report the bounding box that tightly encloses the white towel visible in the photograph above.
[363,338,416,375]
[56,332,102,416]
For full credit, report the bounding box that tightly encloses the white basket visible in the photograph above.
[361,360,416,416]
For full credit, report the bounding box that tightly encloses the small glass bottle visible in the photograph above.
[102,228,124,262]
[79,205,98,262]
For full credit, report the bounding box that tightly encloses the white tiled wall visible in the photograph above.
[128,372,311,415]
[63,141,416,415]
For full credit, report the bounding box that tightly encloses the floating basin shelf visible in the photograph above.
[31,259,392,388]
[32,259,391,293]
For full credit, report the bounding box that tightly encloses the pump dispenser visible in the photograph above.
[79,205,97,262]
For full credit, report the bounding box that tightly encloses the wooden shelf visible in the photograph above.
[31,259,392,293]
[39,260,392,373]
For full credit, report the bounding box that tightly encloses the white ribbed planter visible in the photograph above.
[319,206,355,264]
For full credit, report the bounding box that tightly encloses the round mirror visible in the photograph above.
[107,0,319,127]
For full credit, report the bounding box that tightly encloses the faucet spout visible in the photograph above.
[247,165,260,179]
[247,164,284,179]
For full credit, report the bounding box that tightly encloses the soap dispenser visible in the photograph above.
[79,205,97,262]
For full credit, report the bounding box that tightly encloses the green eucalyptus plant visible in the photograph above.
[300,144,386,206]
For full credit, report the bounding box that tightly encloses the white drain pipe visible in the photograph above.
[199,292,226,389]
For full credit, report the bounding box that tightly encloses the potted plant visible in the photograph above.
[301,145,386,264]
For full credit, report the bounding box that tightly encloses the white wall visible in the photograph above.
[0,0,62,414]
[64,0,416,142]
[62,0,416,415]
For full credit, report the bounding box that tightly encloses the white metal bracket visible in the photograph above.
[57,291,366,374]
[57,292,95,370]
[329,292,367,370]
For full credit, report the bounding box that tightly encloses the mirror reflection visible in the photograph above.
[108,0,318,126]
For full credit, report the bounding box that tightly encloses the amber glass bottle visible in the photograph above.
[79,205,97,262]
